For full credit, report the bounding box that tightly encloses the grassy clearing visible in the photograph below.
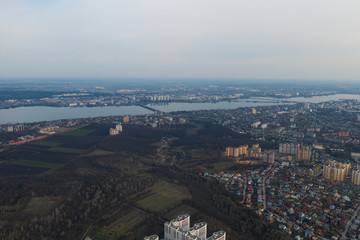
[32,139,88,154]
[32,141,62,147]
[63,129,94,136]
[54,127,77,133]
[92,210,146,240]
[212,161,236,171]
[136,181,191,212]
[14,159,63,169]
[23,196,59,215]
[86,149,115,156]
[49,147,86,154]
[165,204,199,220]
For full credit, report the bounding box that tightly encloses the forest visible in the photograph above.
[0,120,287,240]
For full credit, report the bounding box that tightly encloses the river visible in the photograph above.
[0,94,359,124]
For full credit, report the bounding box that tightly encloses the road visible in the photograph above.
[242,180,247,203]
[262,175,268,210]
[262,165,274,210]
[341,202,360,239]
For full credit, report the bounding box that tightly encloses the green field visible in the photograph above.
[63,129,94,136]
[32,139,88,154]
[136,181,191,212]
[23,196,59,215]
[91,209,146,240]
[32,141,62,147]
[211,161,236,171]
[86,149,115,156]
[14,159,63,169]
[49,147,86,154]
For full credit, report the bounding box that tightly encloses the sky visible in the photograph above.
[0,0,360,81]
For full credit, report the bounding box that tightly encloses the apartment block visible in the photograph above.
[144,215,225,240]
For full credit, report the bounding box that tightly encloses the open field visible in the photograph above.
[136,181,191,212]
[2,149,72,163]
[54,127,77,133]
[63,128,95,136]
[211,161,237,171]
[85,123,114,137]
[32,141,62,147]
[49,147,86,154]
[14,159,63,169]
[23,196,59,215]
[50,135,102,149]
[86,149,115,157]
[91,209,147,240]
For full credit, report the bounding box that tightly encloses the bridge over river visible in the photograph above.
[137,104,161,113]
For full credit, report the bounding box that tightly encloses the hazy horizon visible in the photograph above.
[0,77,360,84]
[1,0,360,81]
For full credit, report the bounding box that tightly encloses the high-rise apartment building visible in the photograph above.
[249,144,262,158]
[109,124,123,135]
[225,145,248,158]
[207,231,226,240]
[6,125,13,132]
[279,143,312,160]
[232,147,239,157]
[225,147,234,157]
[145,215,225,240]
[15,125,25,131]
[263,150,275,164]
[329,160,351,176]
[115,124,123,132]
[323,160,350,181]
[323,165,346,181]
[351,169,360,185]
[144,235,159,240]
[296,146,311,161]
[164,215,206,240]
[279,143,300,155]
[239,145,248,156]
[352,169,360,185]
[123,115,130,123]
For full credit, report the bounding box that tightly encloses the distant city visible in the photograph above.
[1,80,360,239]
[0,79,360,110]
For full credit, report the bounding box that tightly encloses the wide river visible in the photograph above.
[0,94,359,124]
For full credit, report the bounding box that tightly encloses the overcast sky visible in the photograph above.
[1,0,360,81]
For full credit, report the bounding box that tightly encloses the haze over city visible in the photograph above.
[1,0,360,80]
[2,1,360,240]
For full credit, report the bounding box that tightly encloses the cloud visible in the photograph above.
[0,0,360,80]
